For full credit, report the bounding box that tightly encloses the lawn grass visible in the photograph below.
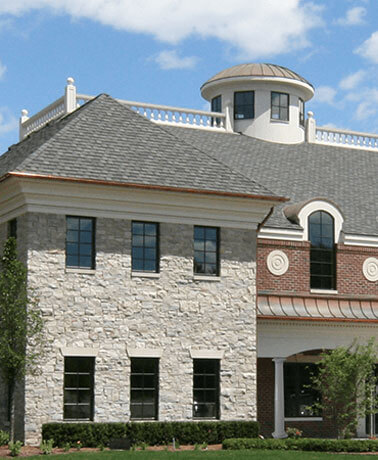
[24,450,373,459]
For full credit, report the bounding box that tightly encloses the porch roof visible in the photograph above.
[257,294,378,322]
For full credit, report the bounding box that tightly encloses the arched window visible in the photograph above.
[309,211,336,290]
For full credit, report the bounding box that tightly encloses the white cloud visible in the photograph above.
[0,0,323,59]
[0,108,18,136]
[356,31,378,64]
[339,70,366,90]
[335,6,366,25]
[313,86,337,105]
[0,60,6,79]
[153,50,197,70]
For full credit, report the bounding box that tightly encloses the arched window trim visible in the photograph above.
[297,200,344,244]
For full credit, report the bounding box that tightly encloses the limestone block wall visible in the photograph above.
[23,212,257,445]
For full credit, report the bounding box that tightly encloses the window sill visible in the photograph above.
[131,271,160,279]
[65,268,96,275]
[285,417,323,422]
[310,289,338,295]
[270,119,289,124]
[193,275,221,282]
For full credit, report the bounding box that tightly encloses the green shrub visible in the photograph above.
[40,439,54,455]
[0,430,9,446]
[8,440,22,457]
[222,437,378,453]
[42,421,259,447]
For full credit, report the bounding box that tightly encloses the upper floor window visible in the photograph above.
[309,211,336,290]
[299,98,305,126]
[194,226,220,276]
[234,91,254,120]
[130,358,159,420]
[132,222,159,272]
[271,92,289,121]
[211,95,222,127]
[64,356,94,420]
[8,218,17,239]
[66,216,95,269]
[193,359,220,419]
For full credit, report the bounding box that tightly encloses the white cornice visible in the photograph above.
[343,234,378,248]
[0,177,277,229]
[258,227,304,241]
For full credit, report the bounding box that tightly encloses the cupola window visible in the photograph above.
[271,92,289,121]
[211,95,222,127]
[234,91,254,120]
[299,98,305,126]
[309,211,336,290]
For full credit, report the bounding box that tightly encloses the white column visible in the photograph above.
[305,111,316,143]
[272,357,287,439]
[19,109,29,140]
[64,77,77,114]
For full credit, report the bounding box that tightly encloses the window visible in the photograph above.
[132,222,159,272]
[193,359,220,419]
[66,216,95,269]
[234,91,254,120]
[64,357,94,420]
[284,363,320,417]
[299,98,305,126]
[309,211,336,290]
[8,218,17,239]
[194,226,220,276]
[211,95,222,127]
[271,92,289,121]
[130,358,159,420]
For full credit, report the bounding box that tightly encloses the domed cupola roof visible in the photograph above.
[201,63,314,101]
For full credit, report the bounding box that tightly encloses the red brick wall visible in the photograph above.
[257,239,378,296]
[257,358,338,438]
[337,244,378,296]
[257,239,310,293]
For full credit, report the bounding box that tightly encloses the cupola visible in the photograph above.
[201,63,314,144]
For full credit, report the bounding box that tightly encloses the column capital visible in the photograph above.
[272,357,286,363]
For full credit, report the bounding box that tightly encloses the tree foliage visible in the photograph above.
[311,340,377,439]
[0,237,44,441]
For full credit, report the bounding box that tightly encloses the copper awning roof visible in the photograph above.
[258,294,378,323]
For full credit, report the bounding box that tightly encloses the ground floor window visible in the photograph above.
[284,362,320,417]
[64,357,94,420]
[130,358,159,420]
[193,359,220,419]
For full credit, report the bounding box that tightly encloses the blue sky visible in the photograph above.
[1,0,378,154]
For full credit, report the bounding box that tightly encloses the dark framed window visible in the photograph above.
[193,359,220,419]
[271,92,289,121]
[130,358,159,420]
[309,211,336,290]
[8,218,17,239]
[64,357,94,420]
[234,91,254,120]
[132,222,159,272]
[299,98,305,126]
[66,216,95,269]
[284,362,320,417]
[194,226,220,276]
[211,95,222,127]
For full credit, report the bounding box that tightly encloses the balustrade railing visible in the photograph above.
[315,126,378,150]
[118,99,227,131]
[20,96,65,139]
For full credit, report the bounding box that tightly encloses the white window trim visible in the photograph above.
[190,349,224,359]
[297,200,344,243]
[60,347,99,357]
[127,348,163,358]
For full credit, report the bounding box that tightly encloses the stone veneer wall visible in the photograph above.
[22,212,257,445]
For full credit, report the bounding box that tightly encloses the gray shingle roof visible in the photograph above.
[162,126,378,236]
[0,95,279,200]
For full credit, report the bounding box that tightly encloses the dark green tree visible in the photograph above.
[0,237,44,442]
[311,340,377,438]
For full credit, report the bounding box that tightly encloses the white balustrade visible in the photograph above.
[119,99,227,131]
[20,96,65,139]
[315,126,378,150]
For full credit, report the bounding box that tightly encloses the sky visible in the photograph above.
[0,0,378,154]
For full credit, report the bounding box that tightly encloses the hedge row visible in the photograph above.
[42,421,259,447]
[222,438,378,453]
